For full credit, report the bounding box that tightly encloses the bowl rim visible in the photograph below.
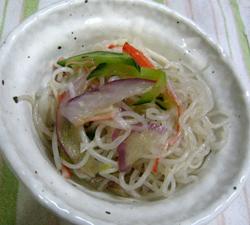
[0,0,250,224]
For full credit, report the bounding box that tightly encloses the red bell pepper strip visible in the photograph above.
[122,42,154,68]
[108,44,123,49]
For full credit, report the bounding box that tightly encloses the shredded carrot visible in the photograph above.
[122,42,154,68]
[164,83,184,148]
[108,44,123,49]
[166,84,183,117]
[58,91,68,103]
[167,129,181,146]
[61,165,72,179]
[152,158,160,173]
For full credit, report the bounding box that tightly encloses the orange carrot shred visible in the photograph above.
[164,85,184,148]
[122,42,154,68]
[152,158,160,174]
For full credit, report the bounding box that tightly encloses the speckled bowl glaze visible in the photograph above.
[0,0,250,224]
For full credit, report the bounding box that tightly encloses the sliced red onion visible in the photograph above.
[117,142,128,172]
[56,109,80,161]
[61,78,154,126]
[56,92,81,161]
[55,73,88,160]
[117,127,166,172]
[112,129,121,141]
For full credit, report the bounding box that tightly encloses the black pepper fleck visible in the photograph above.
[13,96,18,103]
[211,70,215,74]
[2,80,4,86]
[233,186,237,190]
[35,170,38,174]
[81,44,84,48]
[177,21,180,24]
[57,46,62,50]
[85,0,88,3]
[71,31,74,34]
[74,37,77,40]
[105,211,111,215]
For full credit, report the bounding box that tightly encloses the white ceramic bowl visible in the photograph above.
[0,0,250,224]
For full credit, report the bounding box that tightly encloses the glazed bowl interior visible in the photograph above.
[0,0,250,225]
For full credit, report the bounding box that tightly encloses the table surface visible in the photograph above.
[0,0,249,225]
